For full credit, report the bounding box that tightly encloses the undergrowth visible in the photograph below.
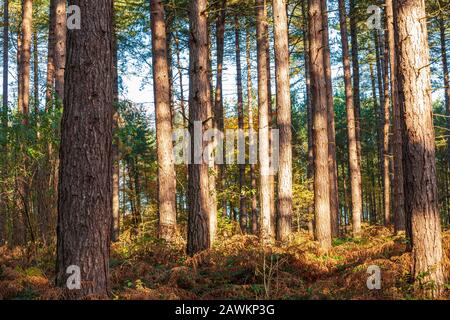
[0,225,449,300]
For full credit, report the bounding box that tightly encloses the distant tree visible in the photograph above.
[150,0,177,242]
[187,0,212,256]
[308,0,331,251]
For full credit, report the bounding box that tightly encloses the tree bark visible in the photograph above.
[151,0,177,242]
[18,0,32,121]
[349,0,362,164]
[381,25,391,227]
[256,0,272,242]
[0,0,9,245]
[187,0,212,255]
[338,0,362,237]
[394,0,445,298]
[45,0,55,110]
[321,0,339,237]
[111,3,120,243]
[439,15,450,219]
[214,0,226,216]
[54,0,66,101]
[55,0,114,297]
[309,0,331,251]
[386,0,405,233]
[273,0,292,242]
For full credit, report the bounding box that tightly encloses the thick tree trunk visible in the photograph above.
[235,17,247,233]
[338,0,362,237]
[151,0,177,242]
[187,0,212,255]
[386,0,405,233]
[394,0,445,298]
[309,0,331,251]
[321,0,339,237]
[256,0,272,242]
[246,25,258,235]
[55,0,114,297]
[273,0,292,242]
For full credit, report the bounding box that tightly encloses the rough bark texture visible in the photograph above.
[55,0,114,297]
[235,17,247,233]
[321,0,339,237]
[338,0,362,237]
[309,0,331,251]
[394,0,445,298]
[151,0,177,242]
[273,0,292,242]
[256,0,272,242]
[187,0,212,256]
[386,0,405,233]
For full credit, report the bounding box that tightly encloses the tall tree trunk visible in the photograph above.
[338,0,362,237]
[19,0,32,121]
[214,0,226,216]
[382,25,391,226]
[54,0,66,101]
[0,0,9,244]
[45,0,55,110]
[394,0,445,298]
[302,0,314,235]
[32,30,38,112]
[174,32,186,128]
[235,17,247,233]
[266,18,276,239]
[151,0,177,242]
[187,0,212,255]
[349,0,362,163]
[111,3,120,243]
[273,0,292,242]
[256,0,272,242]
[321,0,339,237]
[55,0,114,297]
[439,15,450,220]
[309,0,331,251]
[207,24,217,246]
[386,0,405,233]
[246,24,258,235]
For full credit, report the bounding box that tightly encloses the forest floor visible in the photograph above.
[0,225,449,300]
